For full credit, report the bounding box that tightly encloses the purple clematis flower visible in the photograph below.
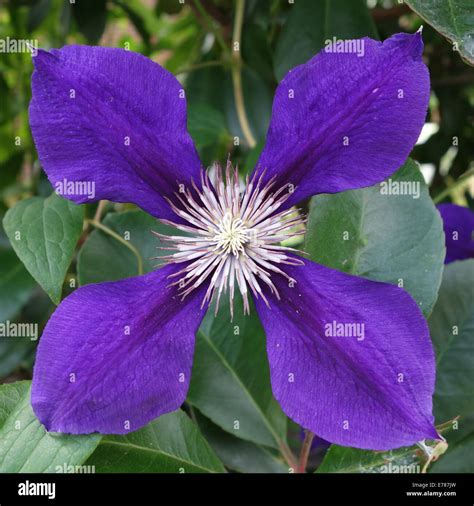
[29,32,439,450]
[437,203,474,263]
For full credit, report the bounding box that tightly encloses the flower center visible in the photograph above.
[155,162,305,317]
[214,215,249,256]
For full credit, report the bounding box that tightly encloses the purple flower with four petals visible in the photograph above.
[29,32,440,450]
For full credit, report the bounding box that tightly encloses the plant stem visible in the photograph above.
[231,0,257,149]
[433,167,474,204]
[176,59,227,75]
[193,0,230,56]
[298,430,315,473]
[86,218,144,276]
[279,440,299,472]
[93,199,107,222]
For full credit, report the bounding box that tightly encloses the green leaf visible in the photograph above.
[187,103,228,151]
[242,22,274,85]
[428,260,474,473]
[0,381,101,473]
[0,338,36,380]
[188,296,287,449]
[429,259,474,422]
[186,65,272,145]
[72,0,107,44]
[77,209,181,285]
[0,249,36,322]
[195,412,288,473]
[85,410,225,473]
[316,444,422,473]
[3,193,84,305]
[27,0,53,32]
[274,0,378,81]
[406,0,474,65]
[305,159,445,317]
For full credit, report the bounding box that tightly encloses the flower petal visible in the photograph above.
[255,33,429,208]
[437,204,474,264]
[31,264,207,434]
[30,46,201,220]
[254,256,438,450]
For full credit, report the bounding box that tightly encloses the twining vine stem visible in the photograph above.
[231,0,257,149]
[433,167,474,204]
[193,0,230,56]
[93,199,107,222]
[279,440,299,472]
[176,60,226,76]
[86,218,144,276]
[298,430,315,473]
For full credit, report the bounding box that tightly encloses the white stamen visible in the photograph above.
[155,162,305,316]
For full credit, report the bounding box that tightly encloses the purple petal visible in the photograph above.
[437,204,474,264]
[31,264,207,434]
[29,46,201,220]
[255,257,438,450]
[255,33,429,208]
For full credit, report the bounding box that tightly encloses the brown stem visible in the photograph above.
[298,430,315,473]
[278,440,299,472]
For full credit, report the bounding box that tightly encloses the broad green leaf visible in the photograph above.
[187,103,230,166]
[318,420,457,473]
[0,249,36,322]
[186,65,272,145]
[77,209,181,285]
[72,0,107,44]
[0,338,36,380]
[85,410,225,473]
[188,296,287,449]
[305,159,445,317]
[195,411,288,473]
[316,444,422,473]
[428,260,474,472]
[27,0,53,32]
[224,67,272,144]
[188,103,228,150]
[242,22,274,85]
[274,0,378,81]
[0,381,101,473]
[406,0,474,65]
[3,193,84,305]
[0,290,52,380]
[244,140,264,175]
[429,260,474,422]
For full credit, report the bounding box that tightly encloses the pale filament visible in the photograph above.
[154,162,305,318]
